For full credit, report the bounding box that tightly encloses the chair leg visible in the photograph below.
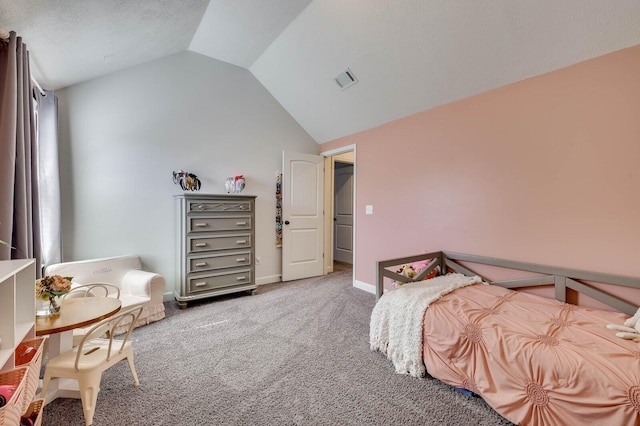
[40,371,53,401]
[126,353,140,387]
[77,373,102,426]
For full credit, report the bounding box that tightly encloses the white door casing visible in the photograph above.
[281,151,324,281]
[333,164,353,264]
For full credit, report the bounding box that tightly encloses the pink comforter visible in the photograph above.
[422,283,640,425]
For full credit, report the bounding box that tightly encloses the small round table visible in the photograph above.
[36,297,122,336]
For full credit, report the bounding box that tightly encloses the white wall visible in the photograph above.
[250,0,640,143]
[56,51,318,299]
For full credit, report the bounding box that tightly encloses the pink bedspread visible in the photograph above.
[422,283,640,425]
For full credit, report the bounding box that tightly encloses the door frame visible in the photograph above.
[321,144,356,282]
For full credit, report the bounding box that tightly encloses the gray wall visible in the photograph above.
[56,51,318,298]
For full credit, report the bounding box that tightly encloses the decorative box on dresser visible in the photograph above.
[175,194,257,308]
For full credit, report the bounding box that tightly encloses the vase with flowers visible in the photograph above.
[35,275,72,317]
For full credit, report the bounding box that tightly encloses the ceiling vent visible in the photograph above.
[335,68,358,90]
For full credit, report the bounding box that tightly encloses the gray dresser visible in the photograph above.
[174,193,257,308]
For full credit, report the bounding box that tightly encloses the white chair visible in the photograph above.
[40,306,143,426]
[63,282,121,300]
[62,283,122,346]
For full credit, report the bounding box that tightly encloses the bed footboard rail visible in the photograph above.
[376,251,444,299]
[376,251,640,314]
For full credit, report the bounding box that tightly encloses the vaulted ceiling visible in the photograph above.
[2,0,640,143]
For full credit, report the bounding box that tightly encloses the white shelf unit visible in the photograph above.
[0,259,36,371]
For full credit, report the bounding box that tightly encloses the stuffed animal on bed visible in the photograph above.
[607,307,640,340]
[393,265,417,287]
[392,261,439,288]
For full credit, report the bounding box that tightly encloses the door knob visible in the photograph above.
[284,220,290,225]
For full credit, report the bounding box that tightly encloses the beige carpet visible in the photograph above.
[42,269,513,425]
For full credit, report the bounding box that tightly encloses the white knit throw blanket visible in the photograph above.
[370,273,483,377]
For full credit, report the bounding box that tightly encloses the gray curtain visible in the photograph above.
[36,89,62,267]
[0,31,41,271]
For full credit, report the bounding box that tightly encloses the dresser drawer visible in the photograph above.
[188,234,251,253]
[188,216,251,233]
[188,270,252,294]
[188,201,252,213]
[188,251,251,273]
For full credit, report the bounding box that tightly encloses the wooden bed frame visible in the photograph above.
[376,251,640,315]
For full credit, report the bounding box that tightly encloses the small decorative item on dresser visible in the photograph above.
[224,175,245,194]
[35,275,72,317]
[234,175,245,193]
[173,170,201,191]
[225,177,235,193]
[225,176,245,193]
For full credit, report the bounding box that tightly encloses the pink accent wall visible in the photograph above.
[321,45,640,289]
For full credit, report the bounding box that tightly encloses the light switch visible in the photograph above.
[365,205,373,215]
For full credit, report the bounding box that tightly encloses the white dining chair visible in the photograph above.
[63,282,121,300]
[40,306,143,426]
[62,283,122,347]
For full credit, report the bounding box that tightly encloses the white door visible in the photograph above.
[333,164,353,264]
[282,151,324,281]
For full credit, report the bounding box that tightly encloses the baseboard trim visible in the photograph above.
[256,275,281,285]
[354,280,375,294]
[165,277,369,301]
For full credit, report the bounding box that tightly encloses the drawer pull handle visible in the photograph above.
[239,206,244,210]
[195,242,208,248]
[236,222,247,226]
[236,240,247,245]
[195,262,208,267]
[236,258,247,262]
[197,204,205,210]
[194,223,208,228]
[195,282,207,287]
[236,276,247,281]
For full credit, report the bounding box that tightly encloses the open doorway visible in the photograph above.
[333,159,354,266]
[322,147,355,275]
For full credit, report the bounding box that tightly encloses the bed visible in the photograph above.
[371,251,640,425]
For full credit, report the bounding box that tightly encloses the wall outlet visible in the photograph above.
[365,205,373,215]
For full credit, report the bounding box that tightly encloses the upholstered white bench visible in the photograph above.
[45,255,166,334]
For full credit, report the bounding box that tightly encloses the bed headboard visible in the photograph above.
[376,251,640,315]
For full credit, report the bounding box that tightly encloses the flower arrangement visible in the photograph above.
[35,275,72,301]
[35,275,73,316]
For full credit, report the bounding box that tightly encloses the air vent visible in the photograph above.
[335,68,358,90]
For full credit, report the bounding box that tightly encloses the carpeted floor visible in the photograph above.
[42,269,513,425]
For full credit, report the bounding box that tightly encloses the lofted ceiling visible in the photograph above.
[0,0,311,90]
[1,1,640,143]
